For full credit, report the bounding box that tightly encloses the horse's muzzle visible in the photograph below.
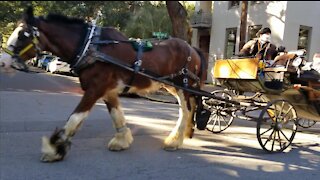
[0,62,4,67]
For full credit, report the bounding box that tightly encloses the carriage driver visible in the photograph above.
[238,27,279,66]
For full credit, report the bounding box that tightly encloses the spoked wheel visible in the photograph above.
[257,99,298,152]
[205,90,235,133]
[297,118,317,128]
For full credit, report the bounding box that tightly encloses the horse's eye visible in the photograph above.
[24,32,30,37]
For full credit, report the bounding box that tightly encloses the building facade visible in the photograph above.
[191,1,320,83]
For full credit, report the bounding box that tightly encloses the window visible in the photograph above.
[297,25,312,57]
[224,28,237,58]
[247,25,262,41]
[251,1,263,5]
[229,1,240,9]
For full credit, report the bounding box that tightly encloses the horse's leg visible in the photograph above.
[102,90,133,151]
[163,87,195,150]
[185,96,196,138]
[40,89,101,162]
[165,87,197,139]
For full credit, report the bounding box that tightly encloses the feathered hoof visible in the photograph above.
[163,134,183,151]
[40,130,71,162]
[40,136,64,162]
[108,128,133,151]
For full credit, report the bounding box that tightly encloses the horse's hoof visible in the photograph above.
[40,153,63,162]
[108,128,133,151]
[41,134,70,162]
[40,136,64,162]
[163,135,182,151]
[163,142,179,151]
[163,146,178,151]
[108,143,128,151]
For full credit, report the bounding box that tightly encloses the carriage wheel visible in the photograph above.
[297,119,317,128]
[206,90,235,133]
[257,99,298,152]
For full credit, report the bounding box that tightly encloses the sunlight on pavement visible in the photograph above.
[118,112,320,174]
[125,115,176,131]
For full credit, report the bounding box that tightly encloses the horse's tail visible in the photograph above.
[193,47,208,85]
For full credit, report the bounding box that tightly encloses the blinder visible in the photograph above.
[2,26,41,72]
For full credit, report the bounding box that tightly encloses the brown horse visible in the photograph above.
[0,7,208,162]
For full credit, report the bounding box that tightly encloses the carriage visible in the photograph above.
[1,7,319,162]
[201,51,320,152]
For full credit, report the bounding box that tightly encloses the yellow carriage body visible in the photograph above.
[212,58,288,94]
[212,58,259,79]
[211,57,320,122]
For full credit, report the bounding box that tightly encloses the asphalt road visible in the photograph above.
[0,68,319,180]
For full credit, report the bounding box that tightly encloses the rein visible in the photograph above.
[90,50,243,106]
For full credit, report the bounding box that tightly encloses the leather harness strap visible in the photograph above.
[122,40,144,93]
[70,25,202,92]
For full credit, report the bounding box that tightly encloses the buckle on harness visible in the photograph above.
[182,68,188,75]
[134,59,142,66]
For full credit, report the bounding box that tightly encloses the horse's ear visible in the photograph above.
[23,6,36,26]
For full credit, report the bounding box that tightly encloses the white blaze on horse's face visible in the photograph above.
[0,24,24,73]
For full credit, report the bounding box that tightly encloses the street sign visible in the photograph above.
[152,32,168,39]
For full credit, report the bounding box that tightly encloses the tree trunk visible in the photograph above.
[239,1,248,50]
[166,1,191,43]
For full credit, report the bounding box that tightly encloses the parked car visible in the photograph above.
[47,57,71,74]
[28,57,37,66]
[37,55,55,69]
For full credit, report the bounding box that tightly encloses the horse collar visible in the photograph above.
[71,25,99,70]
[70,25,98,72]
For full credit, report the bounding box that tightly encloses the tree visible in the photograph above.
[124,2,172,39]
[0,1,192,45]
[0,1,130,45]
[166,1,191,43]
[239,1,248,50]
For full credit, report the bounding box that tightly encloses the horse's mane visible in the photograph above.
[37,13,90,61]
[42,13,86,25]
[39,13,129,40]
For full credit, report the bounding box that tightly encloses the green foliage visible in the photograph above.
[99,1,137,29]
[124,2,172,39]
[0,1,193,46]
[181,1,195,19]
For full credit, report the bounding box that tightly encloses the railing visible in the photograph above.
[190,12,212,28]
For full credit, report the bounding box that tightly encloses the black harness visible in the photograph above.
[70,25,203,93]
[2,26,42,73]
[4,23,216,105]
[122,39,144,93]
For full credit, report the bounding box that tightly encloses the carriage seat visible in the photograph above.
[299,69,320,83]
[261,66,288,90]
[264,66,287,72]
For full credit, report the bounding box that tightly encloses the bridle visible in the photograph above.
[1,25,41,72]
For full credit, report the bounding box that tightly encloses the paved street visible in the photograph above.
[0,69,319,180]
